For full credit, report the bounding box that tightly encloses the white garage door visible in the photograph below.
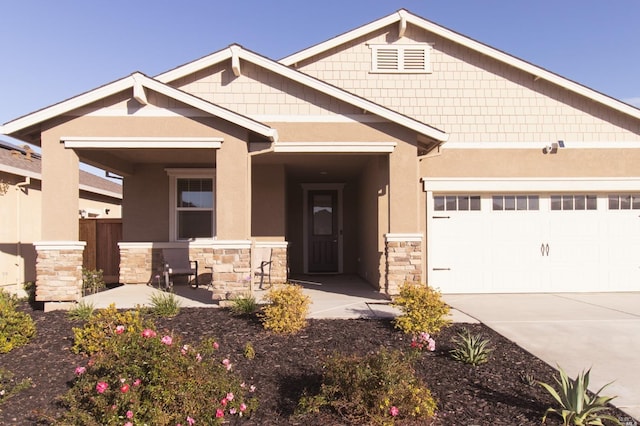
[428,193,640,293]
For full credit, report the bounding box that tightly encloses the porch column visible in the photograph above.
[216,135,250,239]
[34,241,85,311]
[384,233,422,295]
[36,131,84,309]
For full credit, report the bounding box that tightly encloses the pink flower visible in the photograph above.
[216,408,224,418]
[212,341,219,350]
[220,398,228,406]
[181,344,190,355]
[161,335,173,345]
[249,385,256,393]
[124,423,132,426]
[230,407,237,414]
[389,406,399,417]
[239,403,247,412]
[120,383,130,393]
[226,392,234,401]
[74,366,86,375]
[141,329,156,338]
[126,410,133,419]
[96,381,108,394]
[222,359,232,370]
[133,378,141,386]
[186,416,195,425]
[196,353,202,362]
[115,325,125,334]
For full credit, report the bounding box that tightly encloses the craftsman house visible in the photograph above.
[2,9,639,310]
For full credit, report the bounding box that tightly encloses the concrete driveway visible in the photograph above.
[443,293,640,422]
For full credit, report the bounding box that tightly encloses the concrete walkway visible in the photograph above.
[443,293,640,422]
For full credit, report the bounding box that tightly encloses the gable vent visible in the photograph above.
[371,44,432,73]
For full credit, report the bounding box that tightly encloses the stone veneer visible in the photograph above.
[118,241,288,300]
[384,234,423,295]
[34,241,86,311]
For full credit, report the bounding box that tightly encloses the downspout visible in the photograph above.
[15,177,31,288]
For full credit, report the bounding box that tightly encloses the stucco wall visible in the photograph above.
[252,164,286,238]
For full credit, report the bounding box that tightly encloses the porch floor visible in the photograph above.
[79,275,475,321]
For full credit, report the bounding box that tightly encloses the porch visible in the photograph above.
[80,274,402,319]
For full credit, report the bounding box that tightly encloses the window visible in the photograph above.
[167,169,215,240]
[492,195,539,211]
[550,195,597,211]
[434,195,480,211]
[370,44,432,73]
[608,194,640,210]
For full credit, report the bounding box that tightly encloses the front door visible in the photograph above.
[308,190,339,272]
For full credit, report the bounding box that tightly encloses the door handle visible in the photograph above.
[541,243,550,256]
[432,268,451,271]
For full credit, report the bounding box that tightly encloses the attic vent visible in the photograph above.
[370,44,432,73]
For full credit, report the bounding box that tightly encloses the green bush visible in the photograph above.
[297,348,436,424]
[72,304,153,355]
[392,283,451,335]
[259,284,310,334]
[59,326,257,425]
[0,368,32,403]
[449,328,493,366]
[149,291,181,317]
[539,366,621,426]
[229,293,259,316]
[82,268,105,296]
[0,290,36,353]
[67,300,95,321]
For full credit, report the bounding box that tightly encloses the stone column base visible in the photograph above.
[34,241,86,310]
[384,233,423,295]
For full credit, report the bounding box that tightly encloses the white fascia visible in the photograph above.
[273,141,397,153]
[62,137,223,149]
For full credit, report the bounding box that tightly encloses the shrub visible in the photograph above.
[244,342,256,360]
[71,304,152,355]
[449,328,493,366]
[229,293,259,316]
[149,291,181,317]
[82,268,105,296]
[67,300,95,321]
[0,368,32,402]
[0,289,36,353]
[392,283,450,335]
[59,326,257,425]
[297,348,436,424]
[259,284,310,334]
[539,366,621,426]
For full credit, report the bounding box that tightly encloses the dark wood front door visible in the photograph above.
[308,190,338,272]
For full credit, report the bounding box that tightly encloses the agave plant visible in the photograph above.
[449,328,493,366]
[539,366,621,425]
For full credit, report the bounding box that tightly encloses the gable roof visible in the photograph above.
[0,140,122,199]
[156,44,448,143]
[280,9,640,121]
[0,72,278,143]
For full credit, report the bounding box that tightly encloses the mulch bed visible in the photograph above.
[0,301,630,425]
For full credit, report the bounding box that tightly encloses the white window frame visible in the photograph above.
[166,168,216,241]
[369,44,433,73]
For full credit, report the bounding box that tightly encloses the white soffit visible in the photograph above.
[422,177,640,193]
[273,141,397,153]
[280,9,640,121]
[62,137,223,149]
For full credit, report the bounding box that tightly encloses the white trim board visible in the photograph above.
[422,177,640,193]
[274,141,397,153]
[62,137,223,149]
[443,141,640,150]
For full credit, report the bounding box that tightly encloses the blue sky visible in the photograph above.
[1,0,639,132]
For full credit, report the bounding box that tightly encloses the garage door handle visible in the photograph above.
[541,243,550,256]
[432,215,450,219]
[432,267,451,271]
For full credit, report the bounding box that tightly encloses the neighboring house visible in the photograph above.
[0,140,122,295]
[1,9,639,310]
